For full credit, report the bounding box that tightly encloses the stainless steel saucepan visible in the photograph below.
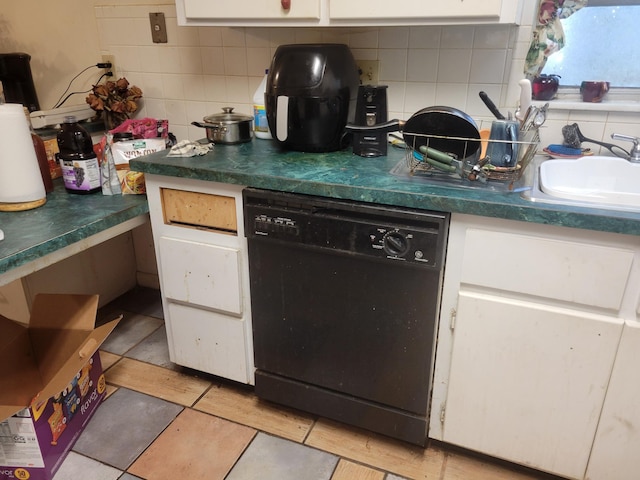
[192,107,253,144]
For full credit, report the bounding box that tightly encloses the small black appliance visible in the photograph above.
[0,53,40,112]
[352,84,388,157]
[265,44,359,153]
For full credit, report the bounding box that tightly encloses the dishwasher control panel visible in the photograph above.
[248,211,441,267]
[244,188,449,269]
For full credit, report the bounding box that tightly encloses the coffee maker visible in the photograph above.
[0,53,40,112]
[352,85,388,157]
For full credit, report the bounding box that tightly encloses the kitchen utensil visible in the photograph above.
[515,79,532,124]
[485,119,519,167]
[479,91,505,120]
[417,145,459,173]
[521,102,548,132]
[561,123,629,158]
[192,107,253,144]
[345,105,481,162]
[479,128,490,158]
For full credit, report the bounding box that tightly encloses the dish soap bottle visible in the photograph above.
[57,116,101,194]
[253,69,272,139]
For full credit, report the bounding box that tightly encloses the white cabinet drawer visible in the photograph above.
[330,0,502,20]
[159,237,242,315]
[166,302,248,383]
[180,0,320,21]
[460,228,634,311]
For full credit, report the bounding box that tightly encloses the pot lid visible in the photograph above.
[203,107,252,124]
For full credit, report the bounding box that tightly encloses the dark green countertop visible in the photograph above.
[0,179,149,277]
[130,139,640,236]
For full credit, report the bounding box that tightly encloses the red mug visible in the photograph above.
[580,81,609,103]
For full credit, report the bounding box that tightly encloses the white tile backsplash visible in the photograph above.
[94,3,637,146]
[408,26,441,49]
[440,26,474,49]
[378,49,408,83]
[469,49,507,84]
[436,49,472,84]
[379,27,409,49]
[406,49,438,83]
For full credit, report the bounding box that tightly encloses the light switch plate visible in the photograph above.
[149,12,168,44]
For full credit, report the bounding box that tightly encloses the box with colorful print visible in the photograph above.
[0,294,120,480]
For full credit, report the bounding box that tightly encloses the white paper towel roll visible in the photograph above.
[0,103,46,204]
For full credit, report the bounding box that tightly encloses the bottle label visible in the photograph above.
[60,157,101,191]
[253,105,269,133]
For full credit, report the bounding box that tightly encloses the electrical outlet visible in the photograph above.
[357,60,379,85]
[149,12,168,44]
[101,54,116,77]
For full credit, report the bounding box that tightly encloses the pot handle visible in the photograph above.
[344,119,404,134]
[191,121,221,131]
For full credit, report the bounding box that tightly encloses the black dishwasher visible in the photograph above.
[243,188,449,446]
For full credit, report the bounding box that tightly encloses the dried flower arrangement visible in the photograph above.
[86,78,143,129]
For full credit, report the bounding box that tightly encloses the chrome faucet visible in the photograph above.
[611,133,640,163]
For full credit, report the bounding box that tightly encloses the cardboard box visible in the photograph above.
[0,294,120,480]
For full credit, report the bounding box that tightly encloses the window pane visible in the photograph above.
[542,5,640,87]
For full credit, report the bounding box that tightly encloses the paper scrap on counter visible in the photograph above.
[168,140,213,157]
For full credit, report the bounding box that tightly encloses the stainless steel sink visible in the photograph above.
[521,156,640,213]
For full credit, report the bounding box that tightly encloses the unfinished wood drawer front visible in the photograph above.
[159,237,242,315]
[167,302,248,383]
[161,188,237,233]
[460,228,634,311]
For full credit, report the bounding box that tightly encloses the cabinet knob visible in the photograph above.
[281,0,291,10]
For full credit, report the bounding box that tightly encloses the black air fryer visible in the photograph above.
[265,44,359,153]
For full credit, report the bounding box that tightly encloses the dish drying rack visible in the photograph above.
[401,123,540,191]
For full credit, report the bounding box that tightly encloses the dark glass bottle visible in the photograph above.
[24,107,54,193]
[56,116,101,194]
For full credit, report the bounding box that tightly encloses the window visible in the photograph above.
[541,2,640,87]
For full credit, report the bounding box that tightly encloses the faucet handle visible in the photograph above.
[611,133,640,162]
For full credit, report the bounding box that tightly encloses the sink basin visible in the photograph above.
[538,156,640,211]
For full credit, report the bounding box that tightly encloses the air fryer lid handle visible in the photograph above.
[276,96,289,142]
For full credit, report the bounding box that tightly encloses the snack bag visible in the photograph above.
[109,118,170,141]
[110,138,166,194]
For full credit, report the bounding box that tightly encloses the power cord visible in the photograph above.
[52,63,113,109]
[54,72,113,109]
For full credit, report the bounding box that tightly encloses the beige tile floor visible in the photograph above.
[62,288,562,480]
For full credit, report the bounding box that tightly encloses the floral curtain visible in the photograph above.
[524,0,589,78]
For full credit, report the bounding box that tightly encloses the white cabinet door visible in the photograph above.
[166,302,250,383]
[330,0,503,20]
[178,0,522,25]
[179,0,320,22]
[442,291,623,480]
[586,321,640,480]
[158,237,243,316]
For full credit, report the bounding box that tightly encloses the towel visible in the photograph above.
[168,140,213,157]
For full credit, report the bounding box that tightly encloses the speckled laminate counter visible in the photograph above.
[0,179,149,282]
[130,139,640,236]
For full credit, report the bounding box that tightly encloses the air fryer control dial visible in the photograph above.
[382,231,409,257]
